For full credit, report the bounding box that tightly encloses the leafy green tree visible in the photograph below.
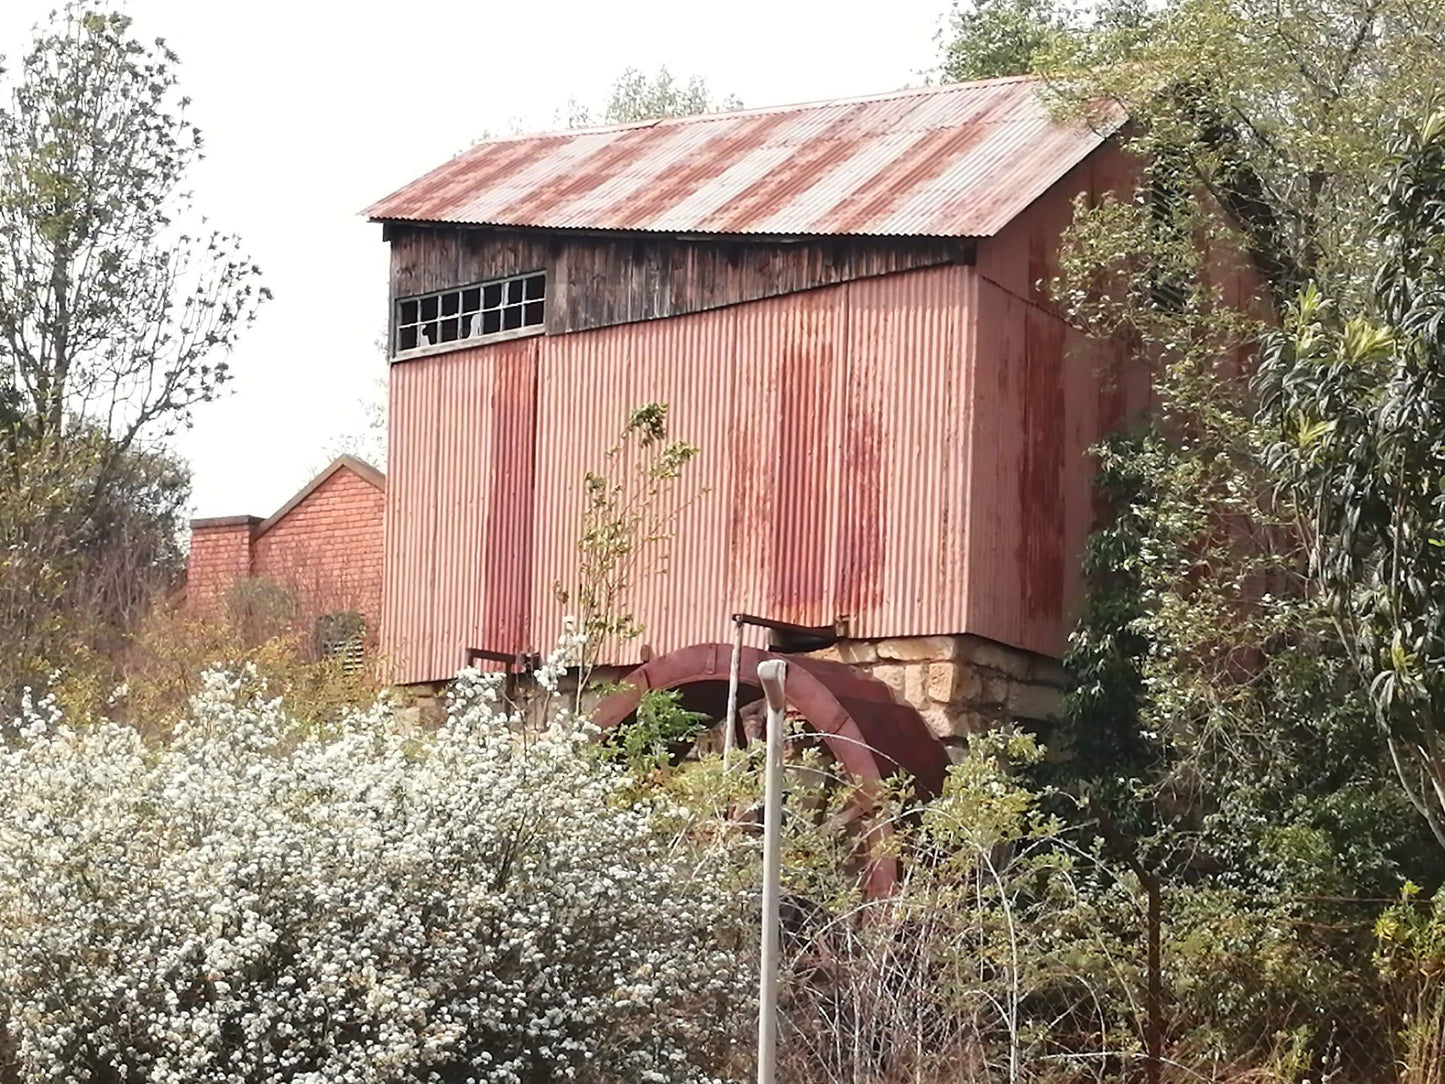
[566,66,741,128]
[0,5,264,700]
[1259,111,1445,850]
[1053,0,1445,307]
[940,0,1073,80]
[937,0,1147,81]
[0,5,268,457]
[1029,4,1445,1069]
[1044,0,1445,869]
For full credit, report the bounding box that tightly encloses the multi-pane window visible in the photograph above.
[395,271,546,353]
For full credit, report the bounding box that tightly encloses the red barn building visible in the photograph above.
[366,76,1148,764]
[186,455,387,663]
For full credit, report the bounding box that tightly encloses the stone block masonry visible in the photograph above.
[804,633,1069,761]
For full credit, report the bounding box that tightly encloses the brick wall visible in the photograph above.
[186,517,260,616]
[251,469,386,642]
[185,458,385,647]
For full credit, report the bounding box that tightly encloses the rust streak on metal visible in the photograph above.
[822,123,991,235]
[487,126,672,225]
[1018,307,1065,625]
[379,138,1143,684]
[694,109,869,234]
[606,111,802,224]
[364,77,1122,238]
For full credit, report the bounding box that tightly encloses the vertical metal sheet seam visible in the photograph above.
[382,261,1104,680]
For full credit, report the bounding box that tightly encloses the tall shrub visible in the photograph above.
[0,646,750,1083]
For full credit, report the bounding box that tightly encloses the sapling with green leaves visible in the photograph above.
[555,401,701,682]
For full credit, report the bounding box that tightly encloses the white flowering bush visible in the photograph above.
[0,657,751,1083]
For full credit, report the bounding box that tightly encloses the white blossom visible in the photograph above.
[0,660,749,1082]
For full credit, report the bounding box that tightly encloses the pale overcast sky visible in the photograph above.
[0,0,950,517]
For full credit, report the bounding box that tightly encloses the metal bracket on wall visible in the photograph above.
[730,612,851,653]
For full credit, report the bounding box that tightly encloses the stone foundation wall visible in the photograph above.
[803,634,1070,760]
[399,635,1070,766]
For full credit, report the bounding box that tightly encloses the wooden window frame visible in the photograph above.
[392,270,547,361]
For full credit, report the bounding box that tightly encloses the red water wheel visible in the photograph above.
[592,643,950,898]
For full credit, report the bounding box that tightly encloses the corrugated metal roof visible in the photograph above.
[365,76,1121,239]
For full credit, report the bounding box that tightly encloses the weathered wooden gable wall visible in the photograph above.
[386,225,971,336]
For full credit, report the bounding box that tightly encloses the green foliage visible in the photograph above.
[924,726,1048,851]
[1041,13,1445,1071]
[566,66,741,128]
[1052,0,1445,307]
[0,3,268,449]
[0,428,188,712]
[554,402,700,669]
[606,687,709,770]
[1259,110,1445,850]
[1045,0,1445,882]
[0,5,266,713]
[1044,432,1159,836]
[1376,884,1445,1084]
[939,0,1073,80]
[937,0,1147,81]
[1376,883,1445,987]
[762,728,1157,1083]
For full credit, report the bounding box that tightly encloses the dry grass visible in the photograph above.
[1400,995,1445,1084]
[51,584,383,739]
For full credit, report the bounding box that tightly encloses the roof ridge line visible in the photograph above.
[448,74,1046,150]
[363,74,1117,238]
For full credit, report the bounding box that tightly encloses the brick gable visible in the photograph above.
[186,457,385,649]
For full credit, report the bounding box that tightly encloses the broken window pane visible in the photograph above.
[396,271,546,355]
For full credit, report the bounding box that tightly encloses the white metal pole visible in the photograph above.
[722,617,743,770]
[755,658,787,1084]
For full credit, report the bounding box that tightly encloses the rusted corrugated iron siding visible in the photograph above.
[380,139,1146,683]
[388,224,968,338]
[962,274,1143,658]
[366,78,1121,239]
[840,270,974,637]
[382,340,538,683]
[532,310,747,659]
[382,261,1140,682]
[389,266,981,680]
